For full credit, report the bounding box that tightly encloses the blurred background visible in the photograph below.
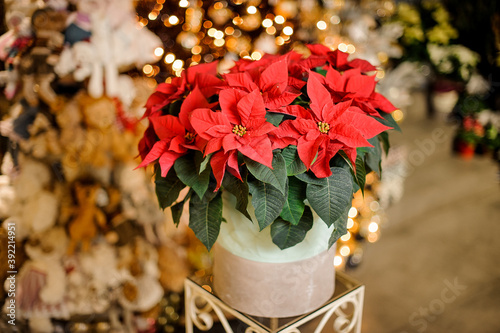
[0,0,499,332]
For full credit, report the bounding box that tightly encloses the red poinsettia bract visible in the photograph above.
[274,73,391,178]
[223,58,301,110]
[190,89,276,190]
[137,86,211,176]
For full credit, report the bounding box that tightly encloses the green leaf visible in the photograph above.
[174,154,211,199]
[306,167,353,227]
[168,99,183,117]
[171,189,192,226]
[353,153,366,195]
[280,177,306,225]
[295,172,325,185]
[328,205,350,249]
[244,151,287,195]
[265,112,284,127]
[248,180,286,231]
[199,153,213,174]
[365,136,382,176]
[376,112,401,132]
[282,146,307,176]
[378,132,390,155]
[315,68,327,76]
[271,206,314,250]
[222,169,251,220]
[155,167,186,209]
[188,192,223,251]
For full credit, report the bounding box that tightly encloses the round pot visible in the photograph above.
[213,193,336,318]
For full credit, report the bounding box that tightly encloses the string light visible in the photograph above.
[168,15,179,25]
[247,6,257,14]
[283,26,293,35]
[274,15,285,24]
[154,47,164,57]
[262,18,273,28]
[317,20,327,30]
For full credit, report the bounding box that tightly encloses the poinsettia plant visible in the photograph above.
[137,44,400,251]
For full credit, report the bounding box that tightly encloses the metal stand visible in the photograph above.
[185,271,365,333]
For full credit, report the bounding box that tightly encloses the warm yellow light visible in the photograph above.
[370,201,380,212]
[247,5,257,14]
[330,15,341,24]
[148,12,158,20]
[266,26,276,35]
[142,64,153,75]
[214,2,224,9]
[172,59,184,70]
[214,30,224,39]
[207,28,217,37]
[347,218,354,229]
[164,53,175,63]
[191,45,202,54]
[338,43,348,52]
[251,51,262,60]
[348,207,357,218]
[392,109,404,122]
[368,222,379,233]
[275,36,284,45]
[340,246,350,256]
[225,26,234,35]
[317,20,327,30]
[340,232,351,242]
[346,44,356,54]
[376,70,385,79]
[169,15,179,25]
[334,256,343,267]
[179,0,189,7]
[214,38,225,47]
[262,18,273,28]
[283,26,293,35]
[274,15,285,24]
[368,233,379,243]
[154,47,164,57]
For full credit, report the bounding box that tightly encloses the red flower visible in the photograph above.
[223,58,302,110]
[307,44,377,73]
[143,62,221,118]
[137,86,211,176]
[273,74,391,178]
[190,89,276,190]
[310,67,397,117]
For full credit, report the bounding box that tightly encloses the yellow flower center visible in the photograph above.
[185,132,196,141]
[232,125,247,137]
[317,121,330,134]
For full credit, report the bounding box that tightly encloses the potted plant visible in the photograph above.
[137,44,398,317]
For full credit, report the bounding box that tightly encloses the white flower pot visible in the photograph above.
[213,193,336,318]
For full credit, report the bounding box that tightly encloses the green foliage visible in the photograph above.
[271,207,314,250]
[188,191,223,251]
[245,151,287,195]
[248,180,286,231]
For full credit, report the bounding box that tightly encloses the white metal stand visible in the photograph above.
[185,271,365,333]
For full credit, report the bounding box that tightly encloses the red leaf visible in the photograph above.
[259,59,288,93]
[223,72,258,91]
[191,109,231,140]
[348,59,377,72]
[344,70,377,98]
[219,88,247,124]
[331,123,371,148]
[210,151,230,191]
[196,73,225,98]
[222,134,242,153]
[187,61,218,85]
[236,90,266,126]
[307,73,332,121]
[340,110,391,138]
[307,44,331,55]
[310,142,342,178]
[227,150,242,181]
[179,86,210,130]
[247,121,276,137]
[136,140,167,169]
[297,135,324,168]
[159,151,184,177]
[151,115,185,140]
[370,92,397,113]
[263,90,301,110]
[237,136,273,168]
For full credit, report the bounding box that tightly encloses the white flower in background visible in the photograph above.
[427,43,447,66]
[439,59,453,74]
[466,73,490,95]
